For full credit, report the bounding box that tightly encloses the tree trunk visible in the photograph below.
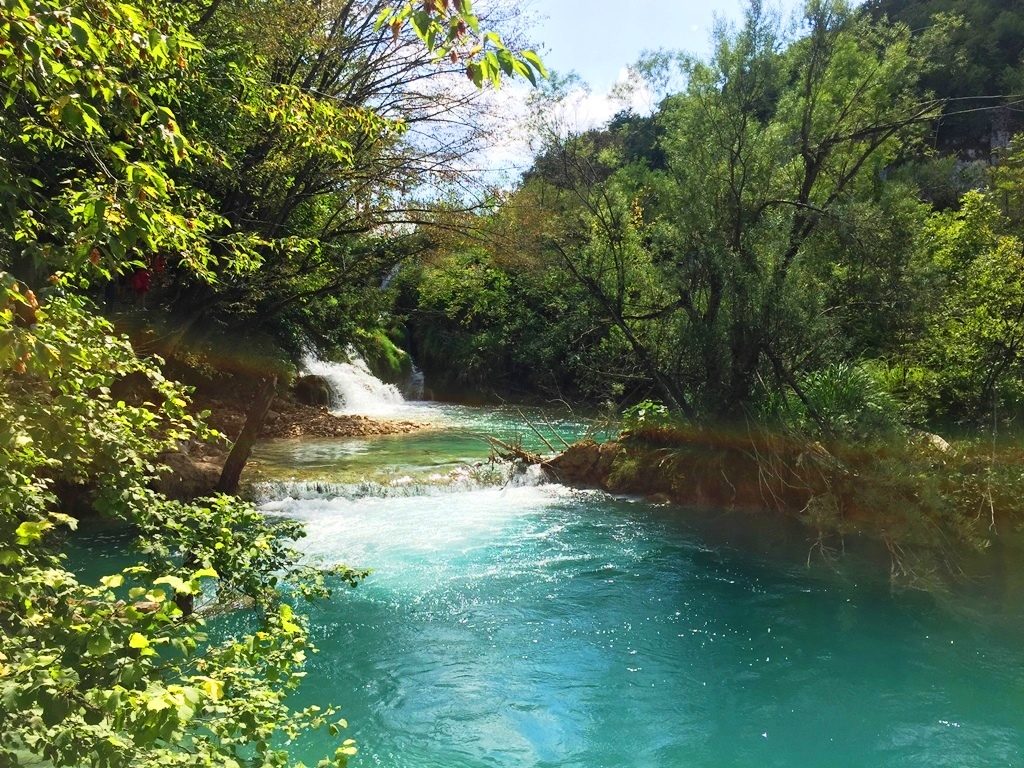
[550,240,696,418]
[217,376,277,494]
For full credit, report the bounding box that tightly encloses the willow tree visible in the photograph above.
[526,0,943,419]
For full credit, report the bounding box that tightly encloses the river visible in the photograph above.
[235,360,1024,768]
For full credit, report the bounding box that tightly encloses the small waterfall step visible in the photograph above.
[254,462,549,504]
[303,351,406,416]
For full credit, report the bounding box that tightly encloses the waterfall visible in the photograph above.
[254,460,550,504]
[406,362,425,400]
[303,352,406,416]
[380,262,403,290]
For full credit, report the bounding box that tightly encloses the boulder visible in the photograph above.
[156,449,223,501]
[293,374,333,407]
[910,429,954,455]
[543,440,622,488]
[923,432,953,454]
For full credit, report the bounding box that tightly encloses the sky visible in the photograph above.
[534,0,765,90]
[534,1,805,98]
[474,0,805,183]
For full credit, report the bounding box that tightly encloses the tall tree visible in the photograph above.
[520,0,942,419]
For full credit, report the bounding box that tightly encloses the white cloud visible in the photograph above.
[546,67,655,136]
[469,68,655,187]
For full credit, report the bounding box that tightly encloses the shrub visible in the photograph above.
[790,362,906,443]
[1,282,360,767]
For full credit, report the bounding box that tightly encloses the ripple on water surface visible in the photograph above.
[264,480,1024,768]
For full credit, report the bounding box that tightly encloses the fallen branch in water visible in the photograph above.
[486,435,544,465]
[515,407,557,453]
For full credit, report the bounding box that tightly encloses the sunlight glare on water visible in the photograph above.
[256,403,1024,768]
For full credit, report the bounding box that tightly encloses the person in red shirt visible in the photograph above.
[131,268,151,308]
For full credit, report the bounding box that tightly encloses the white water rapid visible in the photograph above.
[253,461,549,504]
[302,352,407,416]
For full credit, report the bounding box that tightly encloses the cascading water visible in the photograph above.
[303,352,407,416]
[253,460,547,503]
[380,262,404,290]
[406,362,426,400]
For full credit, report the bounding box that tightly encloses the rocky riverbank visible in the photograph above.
[156,381,425,500]
[542,435,795,511]
[198,394,423,440]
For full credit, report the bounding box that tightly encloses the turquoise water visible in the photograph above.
[252,402,1024,768]
[249,403,603,487]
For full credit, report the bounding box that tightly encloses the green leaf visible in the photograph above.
[100,574,125,589]
[88,633,113,656]
[199,678,224,701]
[128,633,150,649]
[15,520,51,545]
[521,50,548,78]
[153,575,190,594]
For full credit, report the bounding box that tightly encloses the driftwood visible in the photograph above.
[485,435,544,465]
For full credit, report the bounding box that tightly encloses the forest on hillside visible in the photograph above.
[3,0,1024,765]
[398,0,1024,583]
[408,0,1024,425]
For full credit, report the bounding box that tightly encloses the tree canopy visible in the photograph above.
[0,0,542,764]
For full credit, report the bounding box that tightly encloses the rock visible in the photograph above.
[543,440,622,488]
[293,375,333,407]
[194,388,426,441]
[911,429,954,455]
[594,441,623,479]
[924,432,953,454]
[156,449,224,501]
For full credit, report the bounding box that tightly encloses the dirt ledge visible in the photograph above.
[199,395,424,440]
[156,396,425,501]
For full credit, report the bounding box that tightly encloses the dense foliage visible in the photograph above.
[398,0,1024,577]
[866,0,1024,154]
[0,0,540,764]
[1,285,361,767]
[4,0,1024,759]
[407,0,1024,431]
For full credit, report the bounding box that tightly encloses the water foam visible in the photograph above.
[261,482,578,571]
[303,352,406,416]
[254,461,549,503]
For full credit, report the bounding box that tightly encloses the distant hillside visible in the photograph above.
[867,0,1024,157]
